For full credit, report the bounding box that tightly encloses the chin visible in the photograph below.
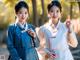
[52,18,58,21]
[19,19,26,22]
[21,19,26,21]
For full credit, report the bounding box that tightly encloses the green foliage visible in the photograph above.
[0,0,80,30]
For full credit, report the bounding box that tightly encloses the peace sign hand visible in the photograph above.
[66,21,72,33]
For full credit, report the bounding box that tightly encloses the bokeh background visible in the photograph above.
[0,0,80,60]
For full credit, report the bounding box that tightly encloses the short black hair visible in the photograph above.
[47,1,62,12]
[15,1,29,14]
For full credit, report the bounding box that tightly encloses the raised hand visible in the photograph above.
[66,20,71,33]
[27,28,36,38]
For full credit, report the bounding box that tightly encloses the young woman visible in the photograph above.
[38,1,78,60]
[7,1,39,60]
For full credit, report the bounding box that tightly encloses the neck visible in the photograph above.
[18,21,26,25]
[16,18,26,25]
[50,19,59,27]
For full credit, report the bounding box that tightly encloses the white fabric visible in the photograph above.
[40,21,74,60]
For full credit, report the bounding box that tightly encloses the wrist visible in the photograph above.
[68,30,72,33]
[68,28,72,33]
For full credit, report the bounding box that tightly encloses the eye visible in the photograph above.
[56,10,59,13]
[50,10,53,13]
[25,12,27,14]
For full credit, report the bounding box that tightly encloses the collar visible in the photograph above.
[15,18,28,30]
[48,20,61,29]
[15,21,28,30]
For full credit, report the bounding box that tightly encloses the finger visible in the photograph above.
[66,21,71,26]
[27,29,33,33]
[30,33,34,36]
[27,30,31,34]
[66,21,71,28]
[51,54,57,58]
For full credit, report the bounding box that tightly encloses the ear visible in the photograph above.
[48,14,50,18]
[59,12,62,18]
[47,12,51,19]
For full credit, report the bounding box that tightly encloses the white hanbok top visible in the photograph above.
[40,20,76,60]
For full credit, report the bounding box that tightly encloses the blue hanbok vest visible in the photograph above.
[7,23,39,60]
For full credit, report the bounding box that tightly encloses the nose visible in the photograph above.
[22,14,25,18]
[53,12,57,17]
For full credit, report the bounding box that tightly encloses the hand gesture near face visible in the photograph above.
[27,28,36,38]
[66,20,72,33]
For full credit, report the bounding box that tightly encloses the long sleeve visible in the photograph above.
[28,24,40,48]
[67,30,78,48]
[7,25,20,60]
[33,34,40,48]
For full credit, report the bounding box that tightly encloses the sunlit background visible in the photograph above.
[0,0,80,60]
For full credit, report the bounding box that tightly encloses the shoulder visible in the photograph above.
[8,23,17,32]
[28,24,34,27]
[28,24,35,30]
[39,24,48,35]
[60,22,67,30]
[39,25,45,32]
[8,24,14,30]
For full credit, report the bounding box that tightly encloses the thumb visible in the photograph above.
[66,21,71,28]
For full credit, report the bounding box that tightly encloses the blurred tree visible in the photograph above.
[60,0,71,22]
[40,0,45,25]
[70,2,73,19]
[0,1,9,30]
[1,0,79,28]
[77,0,80,14]
[32,0,39,26]
[3,0,19,24]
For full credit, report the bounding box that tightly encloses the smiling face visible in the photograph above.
[48,6,61,25]
[16,7,29,24]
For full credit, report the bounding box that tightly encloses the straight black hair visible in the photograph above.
[47,1,62,12]
[15,1,29,14]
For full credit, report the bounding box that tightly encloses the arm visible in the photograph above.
[37,28,46,51]
[27,24,40,48]
[37,28,50,60]
[33,33,40,48]
[37,27,56,59]
[67,31,78,48]
[66,20,78,48]
[7,26,20,60]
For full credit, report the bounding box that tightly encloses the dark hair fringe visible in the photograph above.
[15,1,29,14]
[47,1,62,12]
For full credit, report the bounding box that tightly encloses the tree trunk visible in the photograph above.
[32,0,39,26]
[70,2,73,19]
[41,0,45,16]
[40,0,45,25]
[77,2,80,14]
